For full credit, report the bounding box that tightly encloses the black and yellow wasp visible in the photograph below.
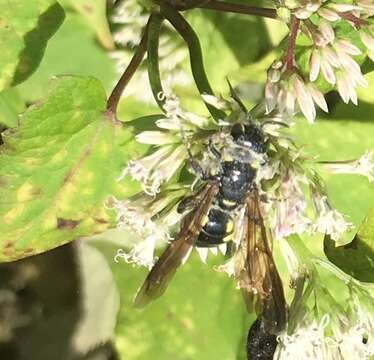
[134,112,287,358]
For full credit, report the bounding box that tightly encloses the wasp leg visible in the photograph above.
[208,139,221,160]
[186,146,213,181]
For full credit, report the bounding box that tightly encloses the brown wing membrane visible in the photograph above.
[239,191,287,334]
[134,183,219,308]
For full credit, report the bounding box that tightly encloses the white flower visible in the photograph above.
[357,0,374,18]
[271,172,312,239]
[276,313,374,359]
[276,315,330,360]
[321,151,374,182]
[120,93,214,195]
[264,63,328,122]
[307,23,367,105]
[275,0,373,112]
[120,145,187,196]
[109,197,174,269]
[312,195,352,240]
[360,26,374,62]
[335,324,373,359]
[114,236,158,270]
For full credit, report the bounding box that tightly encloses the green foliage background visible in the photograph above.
[0,1,373,359]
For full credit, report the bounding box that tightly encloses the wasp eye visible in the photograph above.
[230,123,245,141]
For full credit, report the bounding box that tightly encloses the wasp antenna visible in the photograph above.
[226,78,247,113]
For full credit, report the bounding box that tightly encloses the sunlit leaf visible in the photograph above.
[0,88,25,128]
[16,12,116,104]
[0,0,65,90]
[93,238,252,360]
[0,76,139,262]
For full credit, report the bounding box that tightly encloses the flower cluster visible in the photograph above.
[109,186,186,269]
[274,255,374,360]
[118,93,214,196]
[265,0,374,122]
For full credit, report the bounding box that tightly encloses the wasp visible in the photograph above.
[134,112,287,347]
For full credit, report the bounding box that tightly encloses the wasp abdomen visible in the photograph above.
[195,122,265,248]
[247,318,278,360]
[196,208,231,247]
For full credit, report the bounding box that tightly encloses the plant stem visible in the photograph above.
[197,0,277,19]
[339,12,367,28]
[147,13,166,110]
[106,17,151,118]
[284,15,300,71]
[160,4,226,120]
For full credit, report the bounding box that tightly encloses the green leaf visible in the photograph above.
[16,12,116,104]
[59,0,114,49]
[203,12,272,67]
[324,207,374,283]
[92,238,252,360]
[0,0,65,90]
[291,117,374,238]
[186,11,271,93]
[0,88,25,128]
[0,76,139,262]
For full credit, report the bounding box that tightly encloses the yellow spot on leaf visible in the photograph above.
[41,212,57,231]
[17,182,40,202]
[3,204,25,224]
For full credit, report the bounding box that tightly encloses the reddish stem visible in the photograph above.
[284,15,300,71]
[339,12,367,28]
[106,18,150,119]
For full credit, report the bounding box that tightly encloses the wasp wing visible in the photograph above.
[235,191,286,334]
[134,183,219,307]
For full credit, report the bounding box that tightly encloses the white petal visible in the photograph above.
[360,31,374,52]
[369,49,374,62]
[265,82,279,114]
[218,243,227,255]
[320,59,336,85]
[277,88,288,114]
[310,50,321,81]
[156,118,180,130]
[293,77,316,122]
[286,89,296,115]
[308,85,329,112]
[136,131,178,145]
[318,8,340,21]
[209,247,218,255]
[295,8,313,19]
[328,3,361,12]
[305,2,320,13]
[319,19,335,43]
[335,39,362,56]
[345,74,359,105]
[337,73,351,104]
[321,46,340,68]
[157,145,187,183]
[196,247,209,263]
[184,111,210,129]
[201,94,227,110]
